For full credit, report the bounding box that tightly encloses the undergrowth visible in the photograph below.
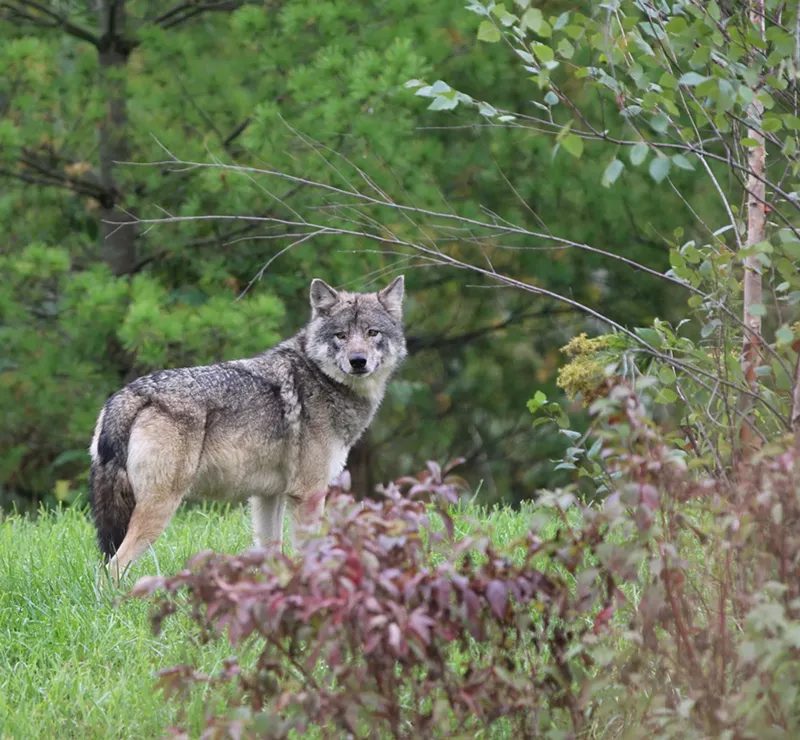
[134,382,800,739]
[0,498,541,739]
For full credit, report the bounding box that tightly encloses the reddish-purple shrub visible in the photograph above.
[132,382,800,739]
[131,458,618,738]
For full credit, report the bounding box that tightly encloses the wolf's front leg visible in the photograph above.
[288,487,328,553]
[251,494,287,552]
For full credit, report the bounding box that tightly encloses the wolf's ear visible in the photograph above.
[378,275,404,320]
[310,279,340,316]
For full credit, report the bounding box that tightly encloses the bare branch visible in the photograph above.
[100,207,789,431]
[222,117,252,150]
[154,0,245,30]
[406,306,580,353]
[1,152,109,200]
[0,0,100,46]
[113,155,788,375]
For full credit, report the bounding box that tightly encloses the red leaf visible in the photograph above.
[426,460,442,481]
[435,578,452,610]
[128,575,165,597]
[442,456,466,475]
[463,588,482,636]
[485,580,508,620]
[408,609,435,646]
[593,604,615,635]
[639,483,659,511]
[388,622,403,654]
[440,510,455,540]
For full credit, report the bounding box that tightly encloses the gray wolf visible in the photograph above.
[89,276,406,579]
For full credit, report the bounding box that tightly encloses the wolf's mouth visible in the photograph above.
[349,367,370,377]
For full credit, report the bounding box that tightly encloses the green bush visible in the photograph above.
[0,245,284,509]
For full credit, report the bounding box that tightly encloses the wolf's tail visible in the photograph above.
[89,395,141,562]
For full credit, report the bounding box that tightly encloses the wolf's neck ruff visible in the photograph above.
[89,276,407,583]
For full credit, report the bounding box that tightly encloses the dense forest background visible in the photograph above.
[1,0,720,509]
[6,2,800,736]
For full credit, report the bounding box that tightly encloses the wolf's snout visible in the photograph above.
[349,354,368,372]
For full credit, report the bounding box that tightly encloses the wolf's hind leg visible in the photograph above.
[107,408,203,582]
[251,494,286,552]
[106,497,184,582]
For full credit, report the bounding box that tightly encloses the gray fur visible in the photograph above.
[89,276,407,579]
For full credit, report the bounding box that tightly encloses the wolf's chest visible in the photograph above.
[326,441,349,484]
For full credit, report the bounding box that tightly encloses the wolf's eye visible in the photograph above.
[335,332,347,340]
[367,329,380,337]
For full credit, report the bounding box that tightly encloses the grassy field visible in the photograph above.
[0,500,536,739]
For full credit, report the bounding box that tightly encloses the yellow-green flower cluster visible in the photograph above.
[556,333,612,406]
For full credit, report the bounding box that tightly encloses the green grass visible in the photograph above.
[0,500,539,739]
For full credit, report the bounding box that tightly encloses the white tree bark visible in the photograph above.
[741,0,766,448]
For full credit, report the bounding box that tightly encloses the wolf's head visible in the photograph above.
[305,276,407,395]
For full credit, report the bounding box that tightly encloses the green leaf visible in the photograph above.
[659,72,678,90]
[701,319,721,338]
[740,137,760,147]
[428,96,458,111]
[477,21,501,43]
[0,120,21,148]
[533,43,554,63]
[630,142,648,166]
[783,114,800,131]
[650,113,669,134]
[491,6,518,27]
[655,387,678,404]
[522,8,543,32]
[527,389,548,413]
[779,238,800,260]
[776,325,794,345]
[601,159,624,188]
[747,303,767,317]
[762,115,783,133]
[658,366,677,385]
[562,133,584,158]
[556,120,572,142]
[681,243,700,263]
[671,154,694,171]
[649,157,671,183]
[557,38,574,59]
[635,327,663,348]
[544,90,559,106]
[665,17,687,33]
[696,78,718,97]
[679,72,711,86]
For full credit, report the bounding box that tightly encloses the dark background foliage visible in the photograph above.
[0,0,716,510]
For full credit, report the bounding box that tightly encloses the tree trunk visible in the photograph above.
[348,436,375,500]
[740,0,766,450]
[792,349,800,433]
[97,0,137,276]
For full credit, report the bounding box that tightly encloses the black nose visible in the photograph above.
[349,354,367,370]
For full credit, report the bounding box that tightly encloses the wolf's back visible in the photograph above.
[89,391,146,561]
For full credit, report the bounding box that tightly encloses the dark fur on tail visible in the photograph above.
[89,409,136,562]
